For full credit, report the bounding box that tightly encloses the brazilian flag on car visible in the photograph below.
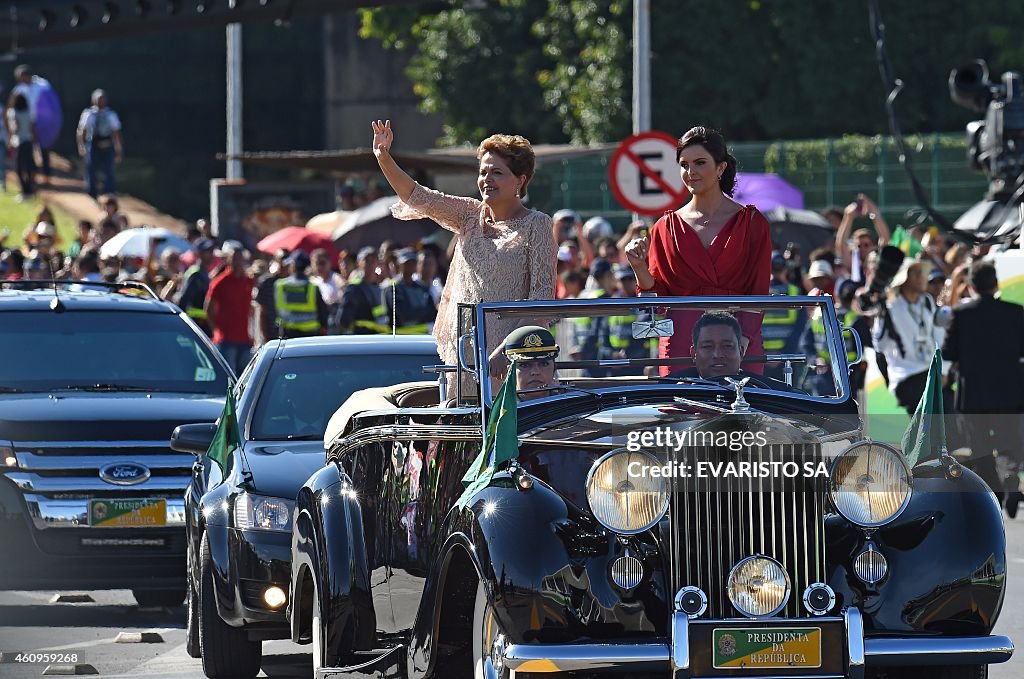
[902,349,945,466]
[208,389,242,473]
[456,363,519,510]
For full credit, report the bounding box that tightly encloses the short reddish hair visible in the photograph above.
[477,134,536,197]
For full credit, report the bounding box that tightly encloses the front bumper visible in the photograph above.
[502,609,1014,677]
[217,527,291,634]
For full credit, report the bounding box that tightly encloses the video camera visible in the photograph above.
[856,245,904,312]
[948,60,1024,241]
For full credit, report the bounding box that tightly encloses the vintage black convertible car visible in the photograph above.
[289,296,1013,679]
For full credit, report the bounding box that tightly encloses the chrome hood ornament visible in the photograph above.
[724,376,751,412]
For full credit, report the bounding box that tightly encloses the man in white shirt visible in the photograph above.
[872,258,944,414]
[12,65,53,183]
[76,89,124,198]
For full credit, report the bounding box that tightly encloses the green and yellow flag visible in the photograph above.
[456,362,519,510]
[901,349,945,467]
[208,389,242,473]
[890,225,924,258]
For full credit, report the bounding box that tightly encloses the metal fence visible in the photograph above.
[529,133,989,232]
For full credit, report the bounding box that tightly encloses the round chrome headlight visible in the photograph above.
[585,449,669,534]
[830,441,912,528]
[727,555,791,618]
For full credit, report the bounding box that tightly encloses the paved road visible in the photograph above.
[2,519,1022,679]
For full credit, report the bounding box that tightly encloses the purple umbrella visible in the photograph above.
[733,173,804,212]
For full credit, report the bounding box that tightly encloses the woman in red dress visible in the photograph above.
[625,126,771,374]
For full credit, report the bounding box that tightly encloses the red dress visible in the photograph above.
[640,206,772,374]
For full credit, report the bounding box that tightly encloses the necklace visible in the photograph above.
[693,199,723,227]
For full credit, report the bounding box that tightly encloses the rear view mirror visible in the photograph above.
[632,317,674,339]
[170,423,218,456]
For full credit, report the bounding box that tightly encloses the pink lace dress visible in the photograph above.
[392,183,556,365]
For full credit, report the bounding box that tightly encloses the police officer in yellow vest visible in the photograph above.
[762,252,807,380]
[382,248,436,335]
[570,258,616,376]
[803,279,863,396]
[174,238,216,336]
[604,263,654,374]
[274,250,329,339]
[337,247,389,334]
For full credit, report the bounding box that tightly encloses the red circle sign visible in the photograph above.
[608,131,689,216]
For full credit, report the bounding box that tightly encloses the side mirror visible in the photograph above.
[171,423,218,455]
[632,317,675,340]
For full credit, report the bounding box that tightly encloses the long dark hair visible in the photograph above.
[677,126,738,197]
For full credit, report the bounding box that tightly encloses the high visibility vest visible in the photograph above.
[181,265,207,321]
[762,283,800,352]
[382,279,431,335]
[572,289,609,338]
[347,274,390,334]
[811,309,859,363]
[606,311,657,354]
[275,278,320,333]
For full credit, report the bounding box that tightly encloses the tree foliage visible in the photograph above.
[360,0,1024,145]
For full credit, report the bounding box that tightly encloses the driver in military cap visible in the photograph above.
[503,325,561,400]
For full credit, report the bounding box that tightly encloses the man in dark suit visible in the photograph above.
[942,261,1024,516]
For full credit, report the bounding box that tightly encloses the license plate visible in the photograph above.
[88,499,167,527]
[713,627,821,669]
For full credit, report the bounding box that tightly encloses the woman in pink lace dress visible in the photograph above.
[371,120,556,370]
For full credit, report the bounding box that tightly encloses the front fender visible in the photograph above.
[409,474,666,676]
[290,462,375,660]
[827,460,1006,635]
[198,482,235,621]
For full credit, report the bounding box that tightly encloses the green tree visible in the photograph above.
[532,0,631,143]
[361,1,564,146]
[362,0,1024,145]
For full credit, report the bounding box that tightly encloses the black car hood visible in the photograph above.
[242,442,327,500]
[0,392,225,442]
[519,400,854,447]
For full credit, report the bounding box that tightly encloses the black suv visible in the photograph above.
[0,281,231,607]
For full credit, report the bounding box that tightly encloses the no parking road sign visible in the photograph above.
[609,131,689,216]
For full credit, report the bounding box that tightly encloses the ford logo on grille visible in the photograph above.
[99,462,151,486]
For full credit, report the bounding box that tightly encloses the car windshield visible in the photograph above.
[250,352,439,441]
[458,296,855,405]
[0,310,230,394]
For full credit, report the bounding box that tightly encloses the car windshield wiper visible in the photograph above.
[283,434,324,441]
[0,386,27,393]
[54,384,164,392]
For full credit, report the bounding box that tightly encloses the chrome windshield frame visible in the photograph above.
[471,296,851,407]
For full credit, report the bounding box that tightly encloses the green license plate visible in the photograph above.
[88,498,167,527]
[713,627,822,669]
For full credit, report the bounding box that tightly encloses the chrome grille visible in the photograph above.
[4,446,193,530]
[669,443,825,618]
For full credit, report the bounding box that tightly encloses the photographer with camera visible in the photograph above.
[835,194,890,285]
[870,256,946,415]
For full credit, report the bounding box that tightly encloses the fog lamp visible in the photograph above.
[727,555,790,618]
[610,555,644,589]
[263,585,287,609]
[854,544,888,585]
[4,456,16,467]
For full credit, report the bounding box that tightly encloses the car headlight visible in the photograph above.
[233,493,294,532]
[830,441,912,528]
[585,449,669,534]
[727,555,791,617]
